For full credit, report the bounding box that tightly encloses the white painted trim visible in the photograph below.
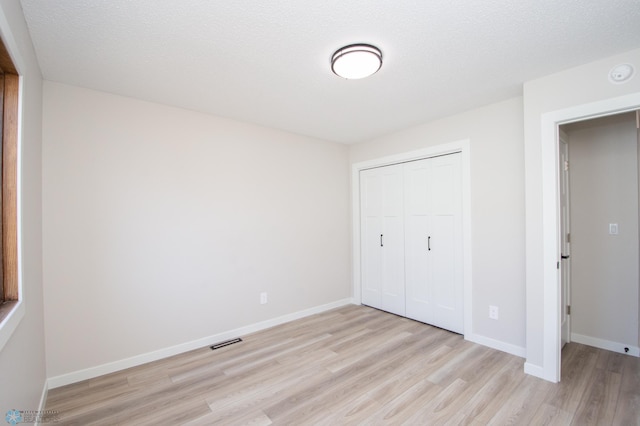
[540,92,640,383]
[0,301,25,352]
[352,141,466,171]
[571,333,640,357]
[464,333,526,358]
[540,114,562,383]
[47,298,355,388]
[35,381,49,426]
[462,144,473,337]
[524,362,546,379]
[350,140,473,338]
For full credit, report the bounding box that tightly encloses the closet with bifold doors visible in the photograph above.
[360,152,463,334]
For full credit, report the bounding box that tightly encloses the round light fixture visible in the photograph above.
[331,44,382,80]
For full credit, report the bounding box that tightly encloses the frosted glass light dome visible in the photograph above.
[331,44,382,80]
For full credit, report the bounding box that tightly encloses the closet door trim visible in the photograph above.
[352,140,472,337]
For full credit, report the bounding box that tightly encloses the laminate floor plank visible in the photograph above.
[485,375,552,425]
[262,333,416,423]
[413,351,514,424]
[528,403,574,426]
[453,356,528,425]
[546,343,600,414]
[205,350,336,415]
[282,327,446,425]
[222,333,332,376]
[384,379,448,424]
[612,354,640,425]
[570,368,621,425]
[45,305,640,425]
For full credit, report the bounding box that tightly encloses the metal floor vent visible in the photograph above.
[210,338,242,350]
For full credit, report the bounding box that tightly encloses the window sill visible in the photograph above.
[0,300,24,352]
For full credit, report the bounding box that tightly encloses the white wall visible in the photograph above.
[350,97,526,353]
[524,48,640,378]
[0,0,46,416]
[42,82,351,381]
[565,113,639,349]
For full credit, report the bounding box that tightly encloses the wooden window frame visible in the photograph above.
[0,35,19,325]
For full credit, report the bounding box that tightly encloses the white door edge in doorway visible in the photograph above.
[539,92,640,383]
[351,140,472,338]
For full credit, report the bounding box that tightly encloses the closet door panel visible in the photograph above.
[404,159,433,324]
[430,215,457,326]
[405,214,433,323]
[360,171,383,309]
[381,215,405,315]
[380,166,405,316]
[361,216,383,308]
[360,164,405,315]
[429,154,463,333]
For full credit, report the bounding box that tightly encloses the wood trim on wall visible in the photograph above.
[0,73,4,301]
[2,73,18,300]
[0,39,17,75]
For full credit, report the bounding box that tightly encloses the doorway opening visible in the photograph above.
[540,92,640,383]
[558,112,640,365]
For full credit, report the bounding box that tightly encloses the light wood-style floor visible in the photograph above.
[45,305,640,425]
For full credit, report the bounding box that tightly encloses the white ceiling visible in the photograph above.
[19,0,640,144]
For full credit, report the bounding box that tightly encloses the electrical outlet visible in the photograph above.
[489,305,499,320]
[260,292,268,304]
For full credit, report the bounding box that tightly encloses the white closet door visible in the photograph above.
[405,153,463,333]
[360,164,405,316]
[429,154,463,333]
[404,159,434,325]
[360,170,383,309]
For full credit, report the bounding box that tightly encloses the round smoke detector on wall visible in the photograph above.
[608,63,635,84]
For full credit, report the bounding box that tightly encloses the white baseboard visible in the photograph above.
[571,333,640,357]
[464,332,526,358]
[524,362,546,380]
[47,298,356,389]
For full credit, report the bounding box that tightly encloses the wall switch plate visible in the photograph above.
[609,223,619,235]
[260,292,268,304]
[489,305,499,320]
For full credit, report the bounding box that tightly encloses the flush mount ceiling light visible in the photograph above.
[331,44,382,80]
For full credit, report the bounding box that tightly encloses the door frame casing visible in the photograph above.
[351,139,472,338]
[539,92,640,382]
[558,130,571,348]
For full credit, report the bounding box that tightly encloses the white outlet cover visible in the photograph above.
[489,305,499,320]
